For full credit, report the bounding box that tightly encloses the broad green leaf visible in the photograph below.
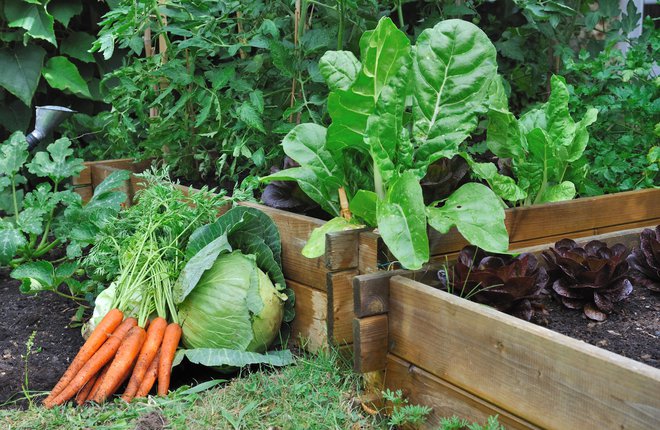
[467,158,526,203]
[0,46,46,105]
[487,75,509,110]
[4,1,56,45]
[427,183,508,253]
[11,261,54,293]
[487,109,526,159]
[349,190,377,226]
[545,75,576,151]
[27,137,85,182]
[17,207,45,235]
[173,348,294,369]
[364,20,412,185]
[326,18,407,153]
[55,261,77,279]
[302,217,362,258]
[176,234,232,303]
[566,107,598,162]
[0,226,26,264]
[0,95,31,132]
[262,167,340,218]
[49,0,83,26]
[281,124,341,182]
[377,172,429,270]
[42,56,92,98]
[0,132,29,177]
[85,169,131,211]
[319,51,361,91]
[536,181,576,203]
[525,128,555,201]
[60,31,96,63]
[413,20,497,165]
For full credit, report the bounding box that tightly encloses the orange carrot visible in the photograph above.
[45,317,137,408]
[86,363,110,402]
[136,350,160,398]
[122,317,167,402]
[157,323,182,396]
[91,325,146,404]
[43,308,123,405]
[75,372,98,406]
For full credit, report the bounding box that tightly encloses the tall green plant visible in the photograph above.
[0,0,112,140]
[263,18,509,270]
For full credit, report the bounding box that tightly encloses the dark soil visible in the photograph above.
[543,287,660,368]
[0,270,85,409]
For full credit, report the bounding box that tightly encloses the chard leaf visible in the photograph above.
[413,19,497,166]
[319,51,361,91]
[427,183,508,253]
[377,172,429,270]
[302,217,362,258]
[566,107,598,162]
[262,167,340,218]
[536,181,576,203]
[545,75,576,151]
[281,124,342,183]
[467,158,526,203]
[364,18,412,185]
[173,348,294,369]
[487,108,526,159]
[349,190,378,226]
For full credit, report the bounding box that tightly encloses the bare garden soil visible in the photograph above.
[542,286,659,369]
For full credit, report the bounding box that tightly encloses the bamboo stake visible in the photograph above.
[235,11,248,60]
[338,187,352,221]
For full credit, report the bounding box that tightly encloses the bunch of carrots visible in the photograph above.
[43,310,180,408]
[43,178,221,407]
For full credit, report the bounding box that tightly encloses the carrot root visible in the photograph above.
[136,350,160,398]
[43,308,123,405]
[157,323,182,396]
[45,317,137,408]
[122,317,167,402]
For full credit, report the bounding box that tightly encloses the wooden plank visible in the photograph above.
[358,231,382,274]
[388,275,660,430]
[327,269,358,345]
[325,229,363,271]
[384,354,539,430]
[74,158,137,186]
[287,279,328,353]
[75,185,93,202]
[240,201,330,290]
[353,270,402,318]
[353,315,388,373]
[595,218,660,235]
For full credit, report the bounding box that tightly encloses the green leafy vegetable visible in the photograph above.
[263,18,509,269]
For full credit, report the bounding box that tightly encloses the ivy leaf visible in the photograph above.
[42,56,92,98]
[0,132,29,177]
[49,0,83,27]
[4,0,56,45]
[0,226,27,265]
[0,45,46,106]
[27,137,85,182]
[60,31,96,63]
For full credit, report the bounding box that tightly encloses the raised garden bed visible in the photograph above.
[74,160,660,354]
[352,226,660,429]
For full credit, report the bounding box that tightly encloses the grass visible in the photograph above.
[0,348,385,430]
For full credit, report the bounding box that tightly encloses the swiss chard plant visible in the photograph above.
[483,75,598,205]
[262,17,510,270]
[0,132,129,297]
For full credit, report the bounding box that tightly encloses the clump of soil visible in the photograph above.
[135,411,167,430]
[0,270,85,409]
[543,286,659,368]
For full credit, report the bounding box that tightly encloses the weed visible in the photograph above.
[20,330,40,408]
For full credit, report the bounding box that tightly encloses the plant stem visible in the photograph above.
[337,0,345,50]
[11,176,19,222]
[36,179,60,251]
[396,0,404,29]
[33,238,61,258]
[374,166,385,200]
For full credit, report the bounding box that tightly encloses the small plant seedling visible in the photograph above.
[382,388,432,429]
[21,330,41,408]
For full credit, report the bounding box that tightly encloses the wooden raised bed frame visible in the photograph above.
[74,159,660,353]
[352,227,660,430]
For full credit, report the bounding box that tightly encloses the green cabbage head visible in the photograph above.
[178,251,286,354]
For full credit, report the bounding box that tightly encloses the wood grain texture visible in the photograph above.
[74,185,93,202]
[388,275,660,430]
[327,269,359,345]
[325,229,363,271]
[288,279,328,353]
[74,158,137,185]
[384,354,539,430]
[358,231,382,274]
[353,315,388,373]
